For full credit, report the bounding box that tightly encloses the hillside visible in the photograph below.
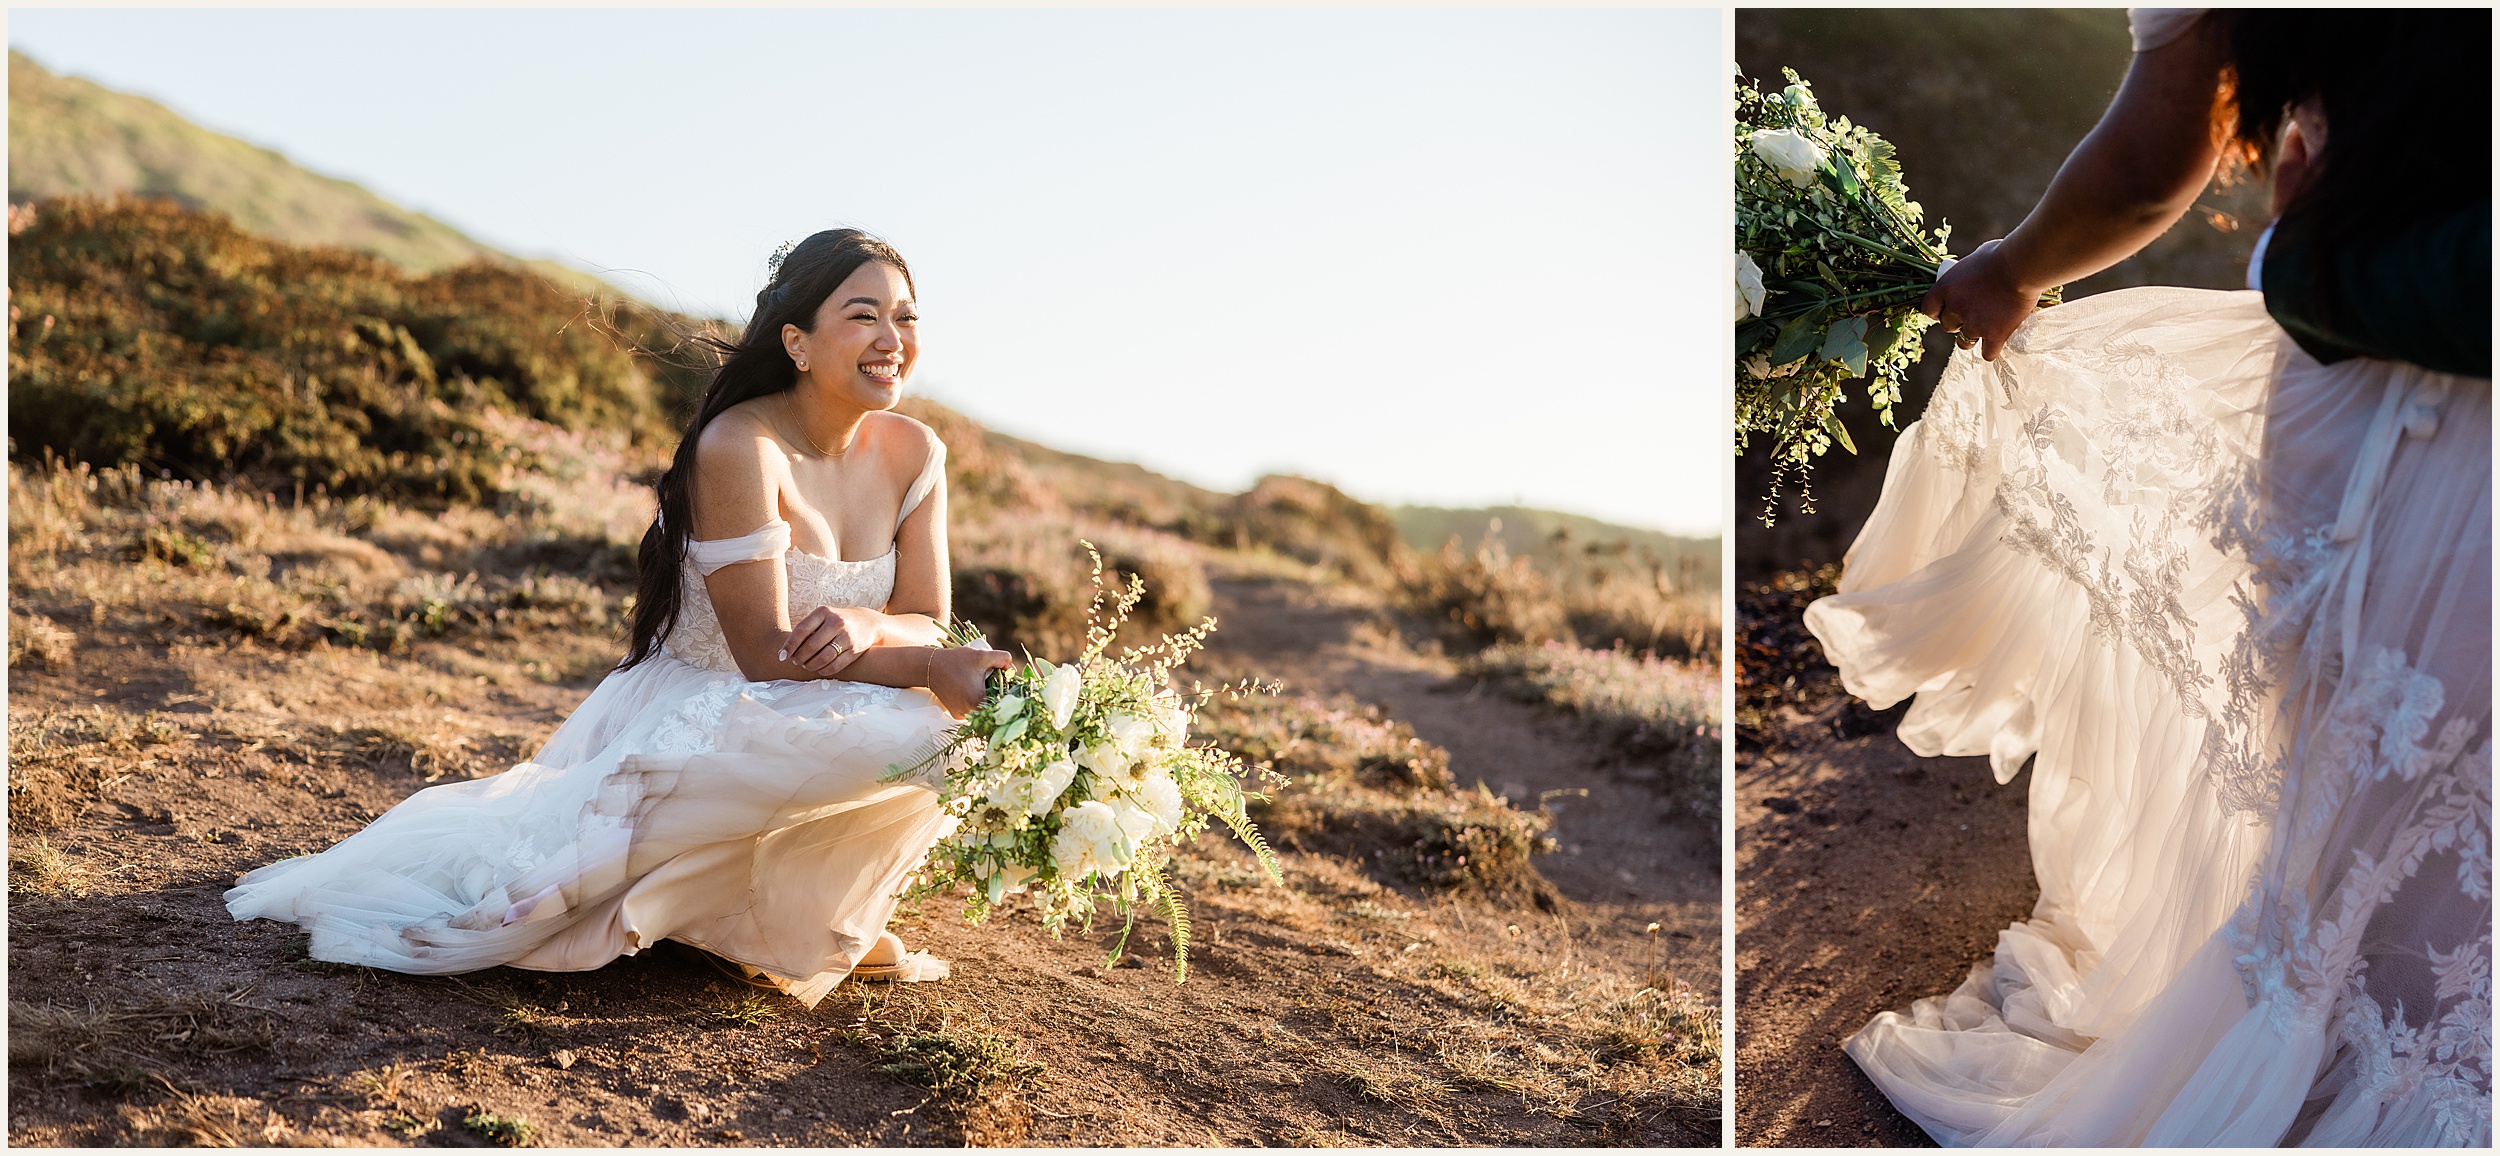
[8,200,1720,1145]
[1394,505,1717,594]
[8,48,612,299]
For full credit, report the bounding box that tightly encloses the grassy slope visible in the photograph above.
[1395,505,1717,592]
[8,48,610,298]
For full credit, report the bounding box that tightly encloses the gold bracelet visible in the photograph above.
[924,647,935,688]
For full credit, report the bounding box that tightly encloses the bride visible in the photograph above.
[1805,9,2489,1146]
[227,229,1013,1006]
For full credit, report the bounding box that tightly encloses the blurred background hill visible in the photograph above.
[11,49,616,297]
[1735,8,2266,573]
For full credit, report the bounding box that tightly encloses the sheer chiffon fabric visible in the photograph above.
[1806,287,2491,1145]
[228,447,959,1007]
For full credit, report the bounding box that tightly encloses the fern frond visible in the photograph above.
[1157,864,1192,984]
[1218,804,1286,885]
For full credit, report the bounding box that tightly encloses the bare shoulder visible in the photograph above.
[687,400,787,529]
[866,409,944,456]
[864,410,945,479]
[693,400,785,472]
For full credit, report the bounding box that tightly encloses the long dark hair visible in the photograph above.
[2219,10,2491,321]
[619,229,916,670]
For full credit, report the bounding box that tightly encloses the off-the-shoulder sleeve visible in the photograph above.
[687,519,790,575]
[895,441,948,531]
[2128,8,2209,52]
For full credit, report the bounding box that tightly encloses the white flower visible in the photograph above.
[1078,741,1139,792]
[986,757,1078,821]
[1735,251,1766,319]
[1157,698,1190,748]
[1109,796,1160,843]
[1137,771,1184,835]
[1749,128,1825,188]
[1106,711,1154,755]
[1027,758,1078,812]
[1782,82,1817,116]
[991,693,1025,722]
[1051,800,1130,880]
[1040,662,1082,731]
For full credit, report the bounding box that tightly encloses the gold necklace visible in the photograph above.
[780,394,852,460]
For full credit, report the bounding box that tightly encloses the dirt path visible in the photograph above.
[1731,576,2037,1148]
[8,567,1717,1147]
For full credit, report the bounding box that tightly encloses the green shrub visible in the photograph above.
[949,517,1210,662]
[8,196,698,505]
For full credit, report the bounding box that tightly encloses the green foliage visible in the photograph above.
[461,1109,537,1147]
[8,196,704,505]
[875,1021,1043,1093]
[1734,71,1958,520]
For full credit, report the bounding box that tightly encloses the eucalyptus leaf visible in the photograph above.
[1737,318,1772,353]
[1824,411,1859,455]
[1820,314,1869,376]
[1769,312,1825,365]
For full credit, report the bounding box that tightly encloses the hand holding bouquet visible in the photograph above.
[889,546,1282,982]
[1733,69,2059,521]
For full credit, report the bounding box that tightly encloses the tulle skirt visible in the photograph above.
[1806,287,2492,1145]
[226,654,960,1007]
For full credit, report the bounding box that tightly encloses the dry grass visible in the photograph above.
[10,989,276,1092]
[1469,641,1722,822]
[1195,691,1561,905]
[951,514,1211,661]
[1401,532,1720,665]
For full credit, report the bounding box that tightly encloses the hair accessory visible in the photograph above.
[766,239,800,277]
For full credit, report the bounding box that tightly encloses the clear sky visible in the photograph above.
[10,8,1725,536]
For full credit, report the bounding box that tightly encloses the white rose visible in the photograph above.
[1109,796,1160,843]
[1749,128,1825,188]
[1735,251,1766,319]
[1051,800,1129,880]
[1027,757,1078,812]
[1079,741,1139,792]
[1137,771,1185,835]
[990,693,1024,722]
[1040,662,1082,731]
[1781,82,1817,116]
[1106,711,1154,755]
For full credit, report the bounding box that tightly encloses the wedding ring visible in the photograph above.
[1955,332,1979,349]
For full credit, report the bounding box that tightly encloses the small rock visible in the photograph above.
[1113,953,1147,969]
[1816,1118,1834,1127]
[552,1049,577,1070]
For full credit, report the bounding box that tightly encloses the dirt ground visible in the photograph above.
[1731,571,2037,1148]
[6,565,1718,1147]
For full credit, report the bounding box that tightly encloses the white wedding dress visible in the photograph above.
[228,448,959,1007]
[1806,278,2490,1143]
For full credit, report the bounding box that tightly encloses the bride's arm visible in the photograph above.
[1923,17,2234,359]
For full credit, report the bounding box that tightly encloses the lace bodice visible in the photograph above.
[664,542,898,675]
[660,435,946,676]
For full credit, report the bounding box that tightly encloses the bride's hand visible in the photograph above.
[780,606,883,676]
[1921,239,2045,362]
[928,647,1013,719]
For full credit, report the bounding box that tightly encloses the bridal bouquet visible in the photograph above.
[1735,70,1984,518]
[889,546,1282,982]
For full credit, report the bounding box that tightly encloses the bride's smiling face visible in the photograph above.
[783,261,918,411]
